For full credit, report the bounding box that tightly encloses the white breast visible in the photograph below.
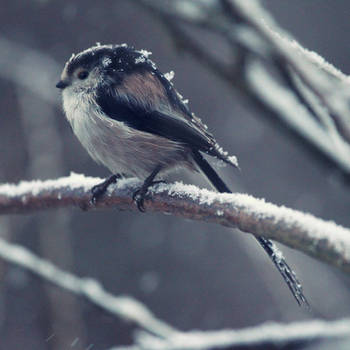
[61,89,192,178]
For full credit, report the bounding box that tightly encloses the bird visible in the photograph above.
[56,43,308,307]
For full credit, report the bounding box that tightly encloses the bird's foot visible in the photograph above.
[91,174,121,205]
[132,180,166,212]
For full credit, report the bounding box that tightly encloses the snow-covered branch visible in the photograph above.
[0,234,177,338]
[0,225,349,349]
[132,0,350,178]
[1,173,350,274]
[111,318,350,350]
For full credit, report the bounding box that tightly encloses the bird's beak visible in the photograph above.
[56,80,68,89]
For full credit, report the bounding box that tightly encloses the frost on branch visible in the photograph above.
[110,318,350,350]
[0,234,176,338]
[1,173,350,275]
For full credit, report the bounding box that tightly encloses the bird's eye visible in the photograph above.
[77,70,89,80]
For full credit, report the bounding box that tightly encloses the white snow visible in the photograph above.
[269,241,284,263]
[102,56,112,67]
[135,56,146,64]
[2,173,350,265]
[154,180,350,261]
[0,235,176,338]
[138,49,152,58]
[213,146,239,168]
[130,318,350,350]
[246,61,350,173]
[228,155,239,167]
[0,173,146,199]
[69,44,114,64]
[176,91,190,106]
[164,70,175,82]
[267,26,348,82]
[0,172,101,197]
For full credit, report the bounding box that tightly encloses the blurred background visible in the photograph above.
[1,0,350,349]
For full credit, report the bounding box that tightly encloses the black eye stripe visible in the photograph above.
[78,70,89,80]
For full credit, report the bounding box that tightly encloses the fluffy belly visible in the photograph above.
[63,94,192,178]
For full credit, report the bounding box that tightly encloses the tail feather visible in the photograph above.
[192,150,309,307]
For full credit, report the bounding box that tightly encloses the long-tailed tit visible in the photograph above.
[56,44,308,307]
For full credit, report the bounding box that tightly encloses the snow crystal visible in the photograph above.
[267,26,348,82]
[228,155,239,167]
[270,241,284,263]
[164,71,175,82]
[135,56,146,64]
[214,146,239,167]
[0,172,101,197]
[150,61,157,70]
[177,92,184,100]
[176,91,191,106]
[138,49,152,58]
[102,56,112,67]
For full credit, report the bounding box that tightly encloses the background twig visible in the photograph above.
[0,233,349,349]
[110,318,350,350]
[132,0,350,178]
[0,235,177,339]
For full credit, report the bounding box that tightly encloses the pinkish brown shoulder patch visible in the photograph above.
[117,72,168,108]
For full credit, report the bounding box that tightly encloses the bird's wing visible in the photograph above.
[96,71,238,167]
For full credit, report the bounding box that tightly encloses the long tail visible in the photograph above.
[192,150,309,307]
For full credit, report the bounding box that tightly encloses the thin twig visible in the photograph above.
[0,226,349,350]
[110,318,350,350]
[132,0,350,177]
[0,233,178,338]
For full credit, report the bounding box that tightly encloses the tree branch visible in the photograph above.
[0,232,177,339]
[1,173,350,274]
[111,318,350,350]
[0,221,349,350]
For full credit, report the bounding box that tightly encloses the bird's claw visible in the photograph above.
[90,174,120,205]
[132,180,166,212]
[90,184,104,205]
[132,190,146,212]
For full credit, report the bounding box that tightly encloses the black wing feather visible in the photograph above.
[97,86,215,153]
